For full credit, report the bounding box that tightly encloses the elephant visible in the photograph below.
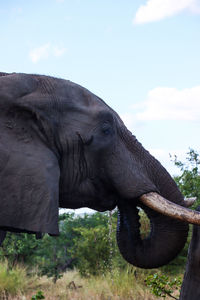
[179,206,200,300]
[0,72,200,269]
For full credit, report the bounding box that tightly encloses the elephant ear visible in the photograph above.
[0,73,60,238]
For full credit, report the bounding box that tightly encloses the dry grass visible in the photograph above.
[0,267,181,300]
[24,270,156,300]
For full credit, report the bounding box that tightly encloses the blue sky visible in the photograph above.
[1,0,200,179]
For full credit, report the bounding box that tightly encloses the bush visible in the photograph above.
[72,225,111,277]
[145,273,181,299]
[31,290,45,299]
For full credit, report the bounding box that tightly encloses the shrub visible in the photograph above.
[72,226,111,277]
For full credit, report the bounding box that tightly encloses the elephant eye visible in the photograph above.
[101,123,112,136]
[103,128,111,135]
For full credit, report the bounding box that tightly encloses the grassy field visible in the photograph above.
[0,262,183,300]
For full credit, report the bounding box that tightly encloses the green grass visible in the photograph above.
[0,261,28,297]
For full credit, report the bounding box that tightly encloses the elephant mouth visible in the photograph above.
[59,191,117,212]
[85,191,198,219]
[60,187,199,223]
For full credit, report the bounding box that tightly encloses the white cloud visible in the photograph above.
[134,0,200,24]
[29,43,50,63]
[53,46,66,57]
[12,7,23,14]
[136,86,200,121]
[29,44,67,63]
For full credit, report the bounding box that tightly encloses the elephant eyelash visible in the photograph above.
[76,131,83,143]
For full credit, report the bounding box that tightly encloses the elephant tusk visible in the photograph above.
[140,192,200,225]
[184,197,197,207]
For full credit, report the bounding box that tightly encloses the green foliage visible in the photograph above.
[31,290,45,299]
[72,225,111,276]
[0,211,118,282]
[35,213,78,282]
[166,149,200,270]
[70,210,131,276]
[35,235,67,283]
[145,273,181,299]
[0,232,39,267]
[172,149,200,207]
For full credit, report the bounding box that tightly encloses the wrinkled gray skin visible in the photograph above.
[180,207,200,300]
[0,72,188,268]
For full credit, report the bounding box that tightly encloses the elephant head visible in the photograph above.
[0,72,199,268]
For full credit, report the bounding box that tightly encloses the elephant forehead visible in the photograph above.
[35,75,106,109]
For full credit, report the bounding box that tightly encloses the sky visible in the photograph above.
[1,0,200,213]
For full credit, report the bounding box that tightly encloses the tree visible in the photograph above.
[35,212,112,282]
[172,149,200,207]
[0,233,39,267]
[161,149,200,270]
[71,225,111,277]
[35,213,77,283]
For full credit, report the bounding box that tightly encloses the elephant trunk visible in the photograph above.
[116,126,189,268]
[117,200,188,268]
